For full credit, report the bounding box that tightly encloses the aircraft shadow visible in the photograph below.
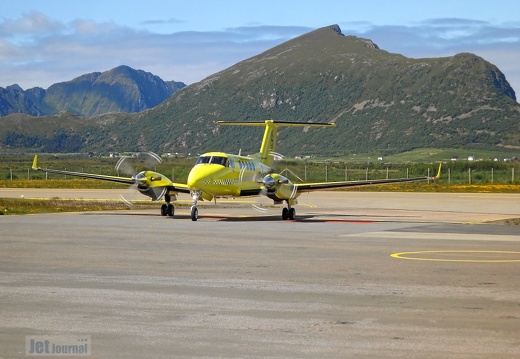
[82,211,396,223]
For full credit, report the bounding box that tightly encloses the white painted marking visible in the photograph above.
[340,231,520,242]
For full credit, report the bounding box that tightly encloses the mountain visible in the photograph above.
[0,85,47,116]
[129,24,520,156]
[0,66,186,117]
[1,25,519,156]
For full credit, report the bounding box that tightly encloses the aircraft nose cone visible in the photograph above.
[187,165,222,189]
[187,169,205,189]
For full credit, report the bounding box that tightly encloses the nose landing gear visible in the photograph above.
[190,206,199,221]
[190,190,201,221]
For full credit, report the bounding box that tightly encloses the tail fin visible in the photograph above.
[217,120,335,167]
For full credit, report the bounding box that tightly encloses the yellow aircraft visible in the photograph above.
[32,120,441,221]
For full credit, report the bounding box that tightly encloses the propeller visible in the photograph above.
[250,152,303,213]
[114,152,163,206]
[261,173,298,200]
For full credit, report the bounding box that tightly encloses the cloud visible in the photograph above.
[0,13,519,98]
[0,14,309,89]
[140,18,185,26]
[0,11,64,37]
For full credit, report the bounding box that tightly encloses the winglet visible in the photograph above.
[32,155,40,170]
[433,163,442,180]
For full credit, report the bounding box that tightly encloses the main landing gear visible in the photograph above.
[159,192,198,220]
[282,202,295,220]
[160,194,174,217]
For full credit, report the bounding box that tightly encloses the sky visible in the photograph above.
[1,0,520,97]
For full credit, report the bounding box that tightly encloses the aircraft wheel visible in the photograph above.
[288,207,295,220]
[282,207,289,220]
[160,204,168,216]
[191,206,198,221]
[166,204,174,217]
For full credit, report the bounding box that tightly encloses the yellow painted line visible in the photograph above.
[391,250,520,263]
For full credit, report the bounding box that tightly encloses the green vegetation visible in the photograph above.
[0,197,160,215]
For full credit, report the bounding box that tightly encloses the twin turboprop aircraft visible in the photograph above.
[32,120,440,221]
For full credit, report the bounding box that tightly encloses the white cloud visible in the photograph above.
[0,11,64,36]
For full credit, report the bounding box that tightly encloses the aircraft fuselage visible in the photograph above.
[187,152,272,200]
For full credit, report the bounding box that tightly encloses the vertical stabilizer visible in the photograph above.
[258,120,277,167]
[217,120,335,168]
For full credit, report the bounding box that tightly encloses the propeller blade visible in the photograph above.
[251,204,268,213]
[280,167,304,182]
[119,193,134,207]
[114,152,163,205]
[115,156,135,176]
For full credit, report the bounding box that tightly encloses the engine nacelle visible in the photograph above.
[134,171,171,201]
[263,173,299,202]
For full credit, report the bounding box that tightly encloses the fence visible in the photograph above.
[2,160,520,185]
[281,162,520,185]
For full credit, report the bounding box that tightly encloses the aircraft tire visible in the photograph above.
[191,206,198,221]
[167,204,174,217]
[282,207,289,220]
[160,204,168,216]
[288,207,295,220]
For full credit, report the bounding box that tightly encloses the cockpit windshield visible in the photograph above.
[195,155,228,167]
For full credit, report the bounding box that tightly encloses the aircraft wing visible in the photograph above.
[295,164,441,193]
[32,155,135,184]
[168,183,190,194]
[31,155,191,194]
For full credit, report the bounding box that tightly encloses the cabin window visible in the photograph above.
[211,156,228,167]
[196,156,228,167]
[196,156,211,164]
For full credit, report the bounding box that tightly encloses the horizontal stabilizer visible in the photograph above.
[217,120,335,127]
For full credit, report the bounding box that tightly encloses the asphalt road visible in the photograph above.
[0,191,519,358]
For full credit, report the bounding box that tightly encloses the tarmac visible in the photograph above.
[0,190,519,358]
